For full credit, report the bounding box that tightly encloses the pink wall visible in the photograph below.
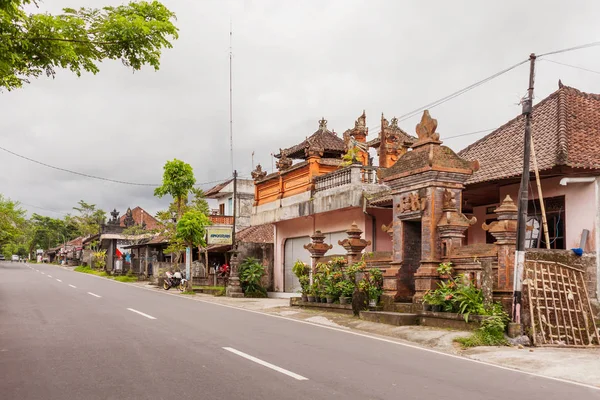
[366,207,394,253]
[273,208,370,292]
[467,177,597,250]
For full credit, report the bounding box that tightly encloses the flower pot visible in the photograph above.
[432,305,443,312]
[307,295,316,302]
[423,303,432,312]
[301,294,308,302]
[339,296,350,305]
[326,296,335,304]
[368,299,377,307]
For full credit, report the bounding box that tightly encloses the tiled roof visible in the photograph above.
[205,179,233,197]
[460,83,600,185]
[277,120,346,160]
[119,206,160,230]
[236,224,274,244]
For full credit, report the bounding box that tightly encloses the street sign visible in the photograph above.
[206,227,233,245]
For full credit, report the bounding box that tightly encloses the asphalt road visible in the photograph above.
[1,261,598,400]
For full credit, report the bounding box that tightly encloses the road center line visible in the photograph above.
[56,279,62,282]
[69,284,77,288]
[126,308,156,320]
[87,292,101,298]
[47,275,52,278]
[223,347,308,381]
[40,272,45,275]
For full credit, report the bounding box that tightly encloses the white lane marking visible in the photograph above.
[223,347,308,381]
[69,284,77,288]
[40,272,45,275]
[74,268,599,392]
[47,275,52,278]
[87,292,101,298]
[126,308,156,320]
[56,279,62,282]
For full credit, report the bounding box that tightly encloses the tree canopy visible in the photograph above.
[154,159,196,219]
[0,0,178,90]
[176,209,210,249]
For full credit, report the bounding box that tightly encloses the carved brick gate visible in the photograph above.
[524,260,599,346]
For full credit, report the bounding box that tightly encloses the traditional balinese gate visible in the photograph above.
[524,260,599,346]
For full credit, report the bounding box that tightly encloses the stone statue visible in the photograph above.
[251,163,267,180]
[123,207,135,228]
[355,110,367,129]
[442,189,457,210]
[276,150,292,171]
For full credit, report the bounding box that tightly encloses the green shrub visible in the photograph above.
[292,260,310,295]
[114,275,137,283]
[239,257,267,297]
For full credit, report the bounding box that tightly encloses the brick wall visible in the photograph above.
[397,221,421,301]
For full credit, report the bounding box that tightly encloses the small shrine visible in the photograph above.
[381,110,480,301]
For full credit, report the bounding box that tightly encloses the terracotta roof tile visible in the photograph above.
[236,224,274,244]
[205,179,233,197]
[277,120,346,160]
[119,206,160,230]
[460,83,600,184]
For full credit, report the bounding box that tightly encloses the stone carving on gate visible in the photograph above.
[397,192,427,214]
[414,110,441,146]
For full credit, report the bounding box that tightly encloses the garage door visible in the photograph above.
[283,231,348,293]
[284,237,311,293]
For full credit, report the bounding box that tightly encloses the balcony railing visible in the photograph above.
[313,165,379,193]
[313,168,351,192]
[209,215,234,225]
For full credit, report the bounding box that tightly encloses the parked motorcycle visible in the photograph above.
[163,271,187,291]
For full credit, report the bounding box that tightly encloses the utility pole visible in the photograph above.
[229,19,234,174]
[226,170,243,297]
[512,53,536,325]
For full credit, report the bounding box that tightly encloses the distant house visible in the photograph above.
[205,178,254,230]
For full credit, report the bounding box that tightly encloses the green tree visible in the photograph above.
[71,200,106,237]
[1,0,178,91]
[0,194,26,249]
[176,209,210,289]
[28,213,77,252]
[154,159,196,219]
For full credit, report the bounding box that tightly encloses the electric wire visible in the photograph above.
[0,144,232,187]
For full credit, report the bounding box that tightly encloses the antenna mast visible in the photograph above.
[229,19,234,174]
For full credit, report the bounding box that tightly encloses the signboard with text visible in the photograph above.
[207,227,233,245]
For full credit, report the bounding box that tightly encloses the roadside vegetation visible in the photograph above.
[74,265,138,282]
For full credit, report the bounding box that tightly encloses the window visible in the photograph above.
[526,196,565,249]
[219,203,225,215]
[227,198,233,216]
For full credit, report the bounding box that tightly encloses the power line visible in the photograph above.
[17,202,69,216]
[0,144,232,187]
[542,59,600,75]
[538,40,600,57]
[443,128,495,140]
[396,59,530,123]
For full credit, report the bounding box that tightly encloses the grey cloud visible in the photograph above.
[2,0,600,218]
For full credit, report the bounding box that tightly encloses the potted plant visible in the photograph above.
[293,260,311,302]
[307,289,316,303]
[437,261,453,280]
[359,269,383,308]
[423,290,443,312]
[337,280,355,305]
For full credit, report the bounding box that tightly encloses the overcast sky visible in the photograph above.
[2,0,600,219]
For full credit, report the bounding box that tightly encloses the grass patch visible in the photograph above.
[454,330,508,348]
[113,275,138,283]
[74,265,111,278]
[180,291,195,295]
